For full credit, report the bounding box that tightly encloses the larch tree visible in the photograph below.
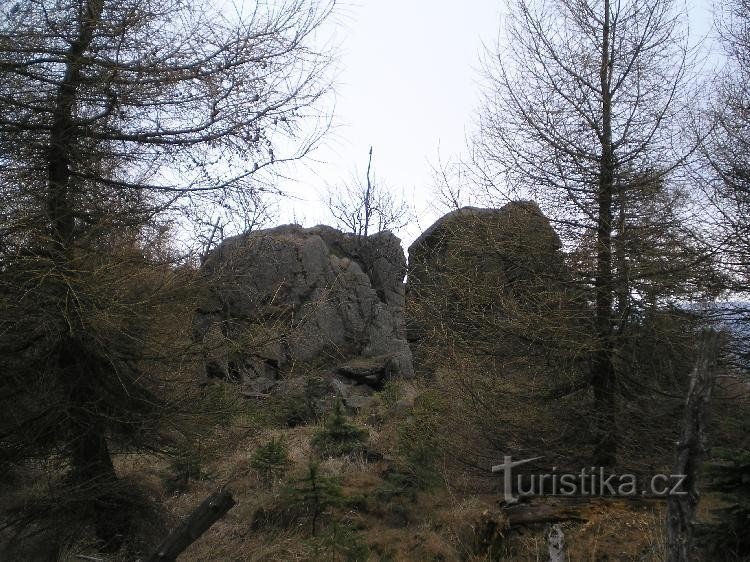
[700,0,750,298]
[0,0,333,551]
[692,6,750,554]
[473,0,705,465]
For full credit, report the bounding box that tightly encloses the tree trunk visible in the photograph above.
[47,0,123,549]
[592,0,617,468]
[665,330,719,562]
[48,0,104,249]
[614,180,629,320]
[363,146,373,240]
[60,338,127,551]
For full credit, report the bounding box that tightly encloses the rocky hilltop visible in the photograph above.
[193,202,568,389]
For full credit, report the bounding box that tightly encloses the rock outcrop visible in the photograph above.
[405,201,567,351]
[193,224,413,399]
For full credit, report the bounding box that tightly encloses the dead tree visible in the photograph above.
[327,147,411,243]
[546,523,567,562]
[665,330,720,562]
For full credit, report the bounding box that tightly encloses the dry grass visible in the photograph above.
[48,353,748,561]
[563,500,666,562]
[153,382,669,562]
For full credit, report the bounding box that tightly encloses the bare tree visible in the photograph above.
[474,0,703,465]
[328,147,411,242]
[191,189,277,264]
[0,0,333,551]
[430,148,475,212]
[698,0,750,291]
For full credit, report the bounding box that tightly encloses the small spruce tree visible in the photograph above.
[251,437,291,484]
[312,399,368,458]
[283,459,343,536]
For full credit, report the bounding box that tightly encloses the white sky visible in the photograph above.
[272,0,716,250]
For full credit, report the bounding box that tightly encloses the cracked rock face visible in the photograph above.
[193,224,414,386]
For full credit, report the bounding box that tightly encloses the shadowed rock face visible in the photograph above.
[193,224,413,391]
[405,201,567,350]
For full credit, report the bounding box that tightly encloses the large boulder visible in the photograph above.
[193,224,413,389]
[406,201,568,352]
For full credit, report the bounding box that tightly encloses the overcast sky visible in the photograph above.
[274,0,716,249]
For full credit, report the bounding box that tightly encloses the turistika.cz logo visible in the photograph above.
[491,456,688,503]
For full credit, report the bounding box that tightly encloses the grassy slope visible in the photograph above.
[117,380,677,561]
[51,360,748,561]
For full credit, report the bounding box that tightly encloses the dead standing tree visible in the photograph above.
[665,330,720,562]
[328,147,411,245]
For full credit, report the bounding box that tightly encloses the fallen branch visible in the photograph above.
[500,496,666,526]
[504,502,588,525]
